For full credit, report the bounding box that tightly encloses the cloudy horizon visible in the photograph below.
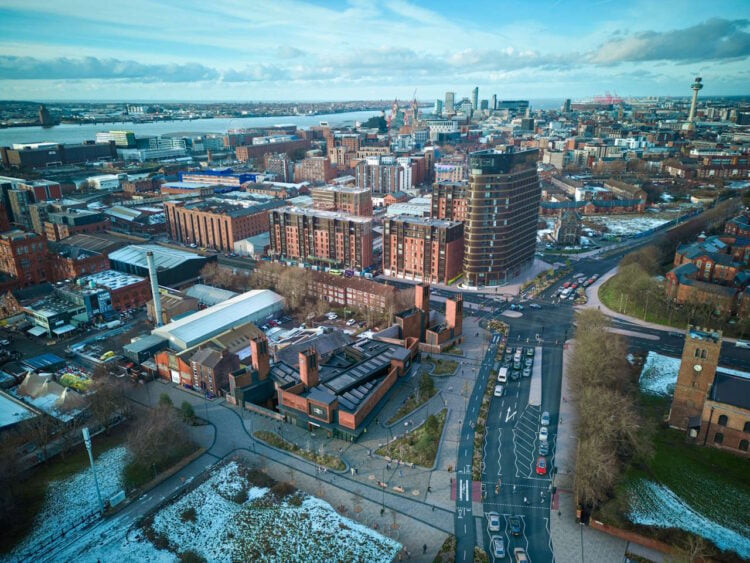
[0,0,748,101]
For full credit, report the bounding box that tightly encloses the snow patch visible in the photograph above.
[628,479,750,559]
[639,351,681,396]
[586,215,670,236]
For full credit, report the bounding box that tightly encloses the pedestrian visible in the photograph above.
[427,486,432,493]
[432,506,435,511]
[524,496,528,505]
[423,544,427,554]
[399,469,403,477]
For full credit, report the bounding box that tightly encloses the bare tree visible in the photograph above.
[88,377,127,434]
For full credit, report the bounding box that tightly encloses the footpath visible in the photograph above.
[549,341,665,563]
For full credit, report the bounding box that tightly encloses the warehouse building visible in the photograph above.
[109,244,212,286]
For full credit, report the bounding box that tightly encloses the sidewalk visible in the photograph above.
[549,341,664,563]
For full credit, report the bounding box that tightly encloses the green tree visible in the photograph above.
[180,401,196,424]
[425,413,439,438]
[158,393,173,408]
[418,372,435,400]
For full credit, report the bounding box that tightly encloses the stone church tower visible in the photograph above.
[668,326,722,431]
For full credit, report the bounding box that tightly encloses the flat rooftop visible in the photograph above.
[277,206,373,224]
[109,244,205,270]
[79,269,145,290]
[0,391,37,429]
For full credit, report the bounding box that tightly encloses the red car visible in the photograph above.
[535,456,547,476]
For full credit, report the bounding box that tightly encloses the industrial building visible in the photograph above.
[151,289,284,351]
[108,244,211,286]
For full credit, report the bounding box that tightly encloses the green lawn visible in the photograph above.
[598,277,690,328]
[0,425,131,555]
[424,358,458,376]
[386,387,437,424]
[376,409,447,467]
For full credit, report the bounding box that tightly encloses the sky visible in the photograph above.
[0,0,748,102]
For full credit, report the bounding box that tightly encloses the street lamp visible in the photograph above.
[82,427,104,514]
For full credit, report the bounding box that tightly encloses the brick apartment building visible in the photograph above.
[122,177,162,195]
[44,209,109,241]
[311,185,373,216]
[264,153,293,182]
[431,182,467,221]
[294,156,335,185]
[164,197,284,252]
[382,216,464,285]
[235,138,310,163]
[268,207,373,270]
[47,242,109,282]
[0,230,48,288]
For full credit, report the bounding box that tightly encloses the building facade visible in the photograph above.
[164,198,284,252]
[382,216,464,285]
[268,207,373,270]
[0,230,48,288]
[431,182,467,221]
[311,185,373,216]
[464,148,541,287]
[294,156,335,185]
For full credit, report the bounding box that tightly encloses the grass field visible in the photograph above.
[598,277,690,328]
[376,409,447,467]
[424,358,459,377]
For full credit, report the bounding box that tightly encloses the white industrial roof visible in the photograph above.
[0,391,37,429]
[109,244,204,270]
[184,284,238,306]
[152,289,284,350]
[79,269,145,290]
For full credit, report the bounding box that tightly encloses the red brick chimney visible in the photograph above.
[250,335,270,381]
[415,283,430,315]
[446,293,463,334]
[299,348,319,388]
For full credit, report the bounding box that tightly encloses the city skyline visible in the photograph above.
[0,0,748,101]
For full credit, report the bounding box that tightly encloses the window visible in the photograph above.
[714,432,723,444]
[744,421,750,433]
[718,414,728,426]
[740,440,749,452]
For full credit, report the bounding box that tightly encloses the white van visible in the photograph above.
[497,367,508,384]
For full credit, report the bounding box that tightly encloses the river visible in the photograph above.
[0,110,383,146]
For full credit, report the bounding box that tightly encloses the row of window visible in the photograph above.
[717,416,750,433]
[713,433,749,452]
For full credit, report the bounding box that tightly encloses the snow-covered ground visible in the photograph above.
[640,351,750,397]
[586,215,670,236]
[59,461,401,562]
[639,351,681,396]
[628,479,750,559]
[9,446,129,560]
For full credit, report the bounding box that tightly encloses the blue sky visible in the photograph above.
[0,0,748,101]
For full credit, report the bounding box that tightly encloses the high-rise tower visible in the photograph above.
[471,87,479,111]
[463,148,541,287]
[445,92,455,114]
[682,76,703,131]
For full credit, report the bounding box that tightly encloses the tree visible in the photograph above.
[158,393,173,408]
[23,414,57,463]
[180,401,196,424]
[89,377,127,434]
[425,413,439,438]
[418,372,435,400]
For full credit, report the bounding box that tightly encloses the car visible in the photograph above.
[539,441,549,456]
[510,304,517,311]
[0,339,9,346]
[494,385,504,397]
[487,512,501,532]
[327,313,338,320]
[269,320,278,327]
[524,358,533,368]
[261,324,269,331]
[525,347,534,357]
[346,319,356,326]
[508,516,522,536]
[513,547,529,562]
[539,427,549,441]
[536,456,547,475]
[516,304,524,311]
[510,369,521,380]
[528,303,542,309]
[522,367,531,377]
[541,411,550,426]
[492,536,506,558]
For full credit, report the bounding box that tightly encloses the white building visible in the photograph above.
[86,174,122,191]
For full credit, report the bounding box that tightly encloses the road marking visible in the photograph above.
[505,407,516,423]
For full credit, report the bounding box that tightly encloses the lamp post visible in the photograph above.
[82,427,104,514]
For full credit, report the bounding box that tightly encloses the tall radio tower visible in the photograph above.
[683,76,703,131]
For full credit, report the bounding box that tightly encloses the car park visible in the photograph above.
[494,385,504,397]
[508,516,522,536]
[539,427,549,441]
[487,512,501,532]
[536,456,547,475]
[492,536,506,558]
[541,411,550,426]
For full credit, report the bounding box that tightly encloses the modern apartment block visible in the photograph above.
[382,216,464,285]
[293,156,335,184]
[431,182,467,222]
[311,185,373,216]
[464,148,541,287]
[268,207,373,269]
[164,197,284,252]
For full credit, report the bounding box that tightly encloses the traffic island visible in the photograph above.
[253,430,345,471]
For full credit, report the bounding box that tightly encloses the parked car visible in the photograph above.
[346,319,356,326]
[536,456,547,475]
[522,367,531,377]
[510,369,521,380]
[539,427,549,441]
[524,358,533,368]
[525,347,534,357]
[509,516,522,536]
[539,441,549,456]
[0,339,9,346]
[494,385,504,397]
[492,536,506,558]
[541,411,550,426]
[487,511,501,532]
[514,547,529,562]
[529,303,541,309]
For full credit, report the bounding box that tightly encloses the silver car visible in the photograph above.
[541,411,550,426]
[492,536,505,558]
